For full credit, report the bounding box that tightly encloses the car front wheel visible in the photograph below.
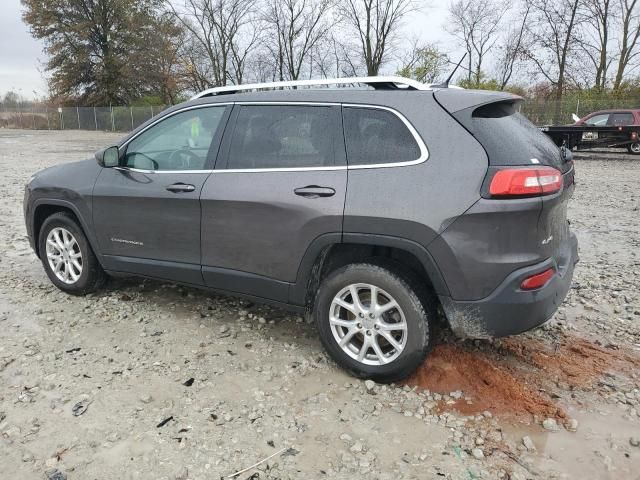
[314,262,435,383]
[38,212,106,295]
[628,142,640,154]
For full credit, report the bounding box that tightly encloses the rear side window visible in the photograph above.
[465,102,565,171]
[226,105,339,169]
[343,107,421,166]
[609,112,635,126]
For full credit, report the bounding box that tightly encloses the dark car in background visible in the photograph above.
[24,77,578,382]
[543,108,640,154]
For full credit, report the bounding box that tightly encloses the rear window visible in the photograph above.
[464,102,565,170]
[609,112,635,126]
[343,107,421,166]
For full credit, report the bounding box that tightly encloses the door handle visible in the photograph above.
[166,183,196,193]
[294,185,336,199]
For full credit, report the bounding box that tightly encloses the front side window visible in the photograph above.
[226,105,338,169]
[124,106,226,171]
[584,113,610,126]
[343,107,421,166]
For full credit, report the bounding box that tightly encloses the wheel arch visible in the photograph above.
[32,200,98,260]
[289,233,450,309]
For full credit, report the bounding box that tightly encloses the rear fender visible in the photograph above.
[289,233,450,307]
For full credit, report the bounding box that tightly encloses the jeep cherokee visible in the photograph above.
[24,77,578,382]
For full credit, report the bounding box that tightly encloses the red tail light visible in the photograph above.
[489,167,562,198]
[520,268,555,290]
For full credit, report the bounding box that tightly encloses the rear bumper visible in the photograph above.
[439,233,579,338]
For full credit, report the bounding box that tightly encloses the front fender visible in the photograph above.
[30,198,101,261]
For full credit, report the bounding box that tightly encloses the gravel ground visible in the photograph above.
[0,129,639,480]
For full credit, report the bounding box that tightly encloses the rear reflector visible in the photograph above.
[520,268,555,290]
[489,167,562,197]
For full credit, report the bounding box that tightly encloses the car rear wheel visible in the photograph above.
[38,212,106,295]
[628,142,640,154]
[314,262,435,383]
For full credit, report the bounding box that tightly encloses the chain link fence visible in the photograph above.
[2,98,640,132]
[520,97,640,125]
[0,105,168,132]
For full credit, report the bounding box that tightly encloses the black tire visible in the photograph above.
[314,262,435,383]
[38,212,106,295]
[628,143,640,155]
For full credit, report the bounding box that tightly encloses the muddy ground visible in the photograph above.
[0,129,639,480]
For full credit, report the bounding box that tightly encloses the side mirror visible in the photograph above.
[95,146,120,168]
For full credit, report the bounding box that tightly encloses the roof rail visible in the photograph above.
[191,76,430,99]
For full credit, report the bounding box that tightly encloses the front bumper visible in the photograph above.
[439,233,579,338]
[24,185,35,252]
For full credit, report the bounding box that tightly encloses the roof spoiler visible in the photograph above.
[434,89,523,114]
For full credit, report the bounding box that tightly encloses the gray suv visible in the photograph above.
[24,77,578,382]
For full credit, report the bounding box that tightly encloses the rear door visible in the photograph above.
[200,103,346,302]
[93,105,230,284]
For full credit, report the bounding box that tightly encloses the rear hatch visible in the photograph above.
[435,89,576,292]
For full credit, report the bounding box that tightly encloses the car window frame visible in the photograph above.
[214,101,428,172]
[118,104,232,173]
[341,103,428,169]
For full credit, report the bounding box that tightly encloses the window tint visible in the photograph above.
[609,112,635,126]
[124,107,225,171]
[227,105,337,169]
[467,102,566,171]
[343,107,421,166]
[584,113,609,126]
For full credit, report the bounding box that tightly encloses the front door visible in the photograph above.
[200,104,347,301]
[93,105,230,285]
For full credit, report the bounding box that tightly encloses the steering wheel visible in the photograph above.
[169,149,202,169]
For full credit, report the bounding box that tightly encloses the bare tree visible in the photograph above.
[167,0,260,88]
[524,0,585,123]
[263,0,334,80]
[613,0,640,89]
[313,34,359,78]
[578,0,616,90]
[447,0,509,87]
[338,0,416,76]
[495,3,531,90]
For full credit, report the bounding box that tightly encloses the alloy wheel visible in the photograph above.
[45,227,83,284]
[329,283,408,366]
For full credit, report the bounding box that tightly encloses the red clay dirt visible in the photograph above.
[406,344,567,419]
[499,335,640,388]
[405,333,640,419]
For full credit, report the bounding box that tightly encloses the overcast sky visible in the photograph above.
[0,0,452,99]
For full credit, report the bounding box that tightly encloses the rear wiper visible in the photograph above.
[560,143,573,163]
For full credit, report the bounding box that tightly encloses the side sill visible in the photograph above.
[101,255,204,285]
[104,270,305,314]
[202,266,289,303]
